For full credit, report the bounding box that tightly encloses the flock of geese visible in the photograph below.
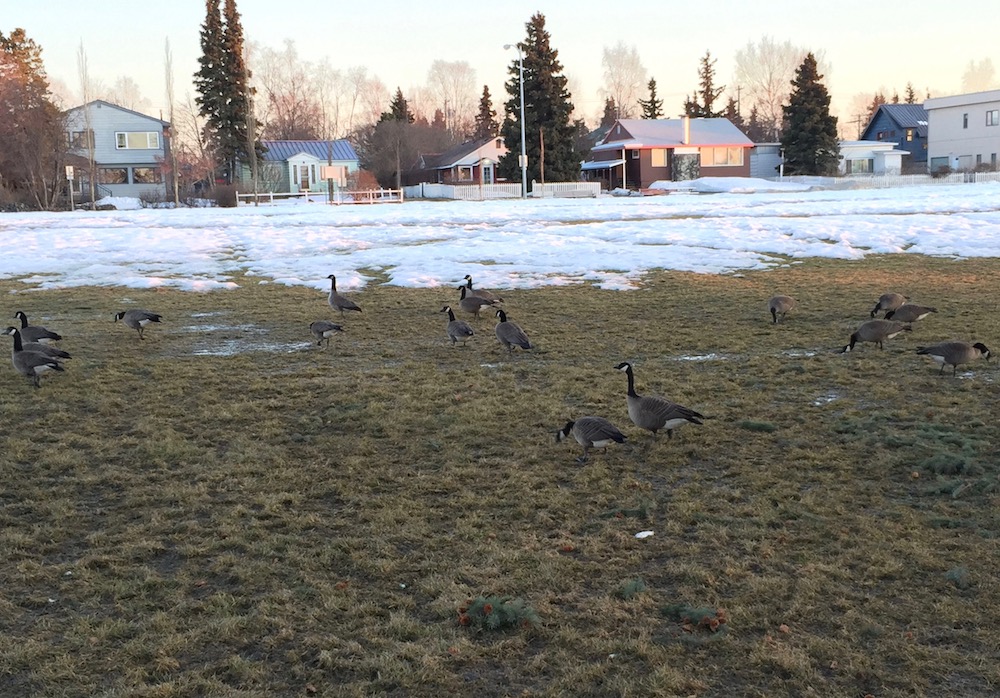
[4,281,992,465]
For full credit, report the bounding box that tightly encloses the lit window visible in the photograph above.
[700,147,744,167]
[906,129,914,142]
[651,149,667,167]
[115,132,160,149]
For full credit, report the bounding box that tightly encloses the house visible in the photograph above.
[582,117,754,190]
[405,137,507,186]
[244,140,360,193]
[859,104,929,172]
[924,89,1000,173]
[63,100,171,201]
[838,141,909,175]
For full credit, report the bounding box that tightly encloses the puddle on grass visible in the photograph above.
[178,312,314,356]
[192,339,313,356]
[671,353,727,362]
[782,349,818,358]
[812,391,841,406]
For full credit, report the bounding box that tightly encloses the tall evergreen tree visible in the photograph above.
[637,78,663,119]
[371,88,415,189]
[472,85,499,140]
[600,97,617,128]
[381,88,415,124]
[723,96,745,132]
[780,53,839,176]
[683,51,725,118]
[498,13,578,185]
[904,82,917,104]
[194,0,260,184]
[744,105,769,142]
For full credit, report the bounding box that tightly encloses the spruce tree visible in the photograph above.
[723,96,744,133]
[904,82,917,104]
[780,53,839,176]
[472,85,499,140]
[194,0,225,175]
[683,51,725,118]
[637,78,663,119]
[498,13,578,185]
[380,88,415,124]
[745,105,769,142]
[600,97,617,128]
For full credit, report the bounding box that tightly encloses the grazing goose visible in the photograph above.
[494,309,531,353]
[3,327,70,362]
[463,274,503,303]
[871,292,908,318]
[916,341,991,375]
[327,274,362,316]
[768,295,796,324]
[440,305,474,346]
[309,320,344,347]
[614,362,705,439]
[13,311,62,344]
[884,303,937,323]
[840,319,911,352]
[457,285,498,319]
[114,309,162,340]
[556,416,627,463]
[4,327,64,388]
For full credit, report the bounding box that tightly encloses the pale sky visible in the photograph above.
[4,1,997,129]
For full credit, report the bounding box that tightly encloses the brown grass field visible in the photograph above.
[1,254,998,697]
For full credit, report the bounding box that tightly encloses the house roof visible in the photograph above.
[65,99,170,126]
[861,104,929,139]
[261,140,358,162]
[418,138,498,170]
[593,118,753,152]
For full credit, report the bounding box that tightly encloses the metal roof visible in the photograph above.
[260,140,358,162]
[595,118,754,150]
[863,104,929,138]
[419,138,497,170]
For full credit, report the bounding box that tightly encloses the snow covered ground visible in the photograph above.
[2,179,999,293]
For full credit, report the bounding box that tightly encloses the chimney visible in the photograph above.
[683,115,690,145]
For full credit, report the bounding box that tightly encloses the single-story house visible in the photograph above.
[859,104,928,171]
[924,89,1000,172]
[582,117,754,190]
[241,140,360,193]
[839,140,909,175]
[405,137,507,186]
[63,100,171,201]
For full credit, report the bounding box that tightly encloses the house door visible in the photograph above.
[300,167,310,191]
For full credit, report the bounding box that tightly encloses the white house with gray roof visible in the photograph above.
[243,140,360,193]
[582,117,753,190]
[924,89,1000,173]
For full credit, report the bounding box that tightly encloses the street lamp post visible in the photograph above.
[504,43,528,199]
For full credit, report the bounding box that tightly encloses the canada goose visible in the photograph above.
[916,341,991,375]
[614,362,704,439]
[327,274,362,315]
[13,311,62,344]
[494,309,531,353]
[871,292,908,318]
[309,320,344,347]
[884,303,937,323]
[457,285,498,319]
[114,309,162,339]
[440,305,474,346]
[463,274,503,303]
[4,327,64,388]
[768,295,796,324]
[840,319,911,352]
[556,416,627,463]
[3,326,70,362]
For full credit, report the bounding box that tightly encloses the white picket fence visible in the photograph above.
[404,181,600,200]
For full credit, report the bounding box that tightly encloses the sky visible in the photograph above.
[3,179,1000,295]
[4,1,999,128]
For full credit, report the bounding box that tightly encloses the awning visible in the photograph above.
[581,159,625,171]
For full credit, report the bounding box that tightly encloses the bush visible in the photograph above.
[215,184,237,207]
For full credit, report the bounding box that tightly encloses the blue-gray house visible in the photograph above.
[859,104,928,171]
[243,140,360,193]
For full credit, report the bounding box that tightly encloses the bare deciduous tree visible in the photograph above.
[733,36,829,141]
[250,39,323,140]
[107,76,149,112]
[599,41,646,120]
[164,39,179,205]
[426,60,477,138]
[76,42,97,208]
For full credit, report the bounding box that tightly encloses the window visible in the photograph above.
[906,129,914,142]
[992,153,997,168]
[651,149,667,167]
[310,164,316,183]
[292,165,298,182]
[700,147,744,167]
[67,130,95,149]
[987,110,1000,126]
[495,138,502,149]
[976,155,983,167]
[963,113,969,129]
[98,167,128,184]
[132,167,161,184]
[115,131,160,149]
[847,159,873,174]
